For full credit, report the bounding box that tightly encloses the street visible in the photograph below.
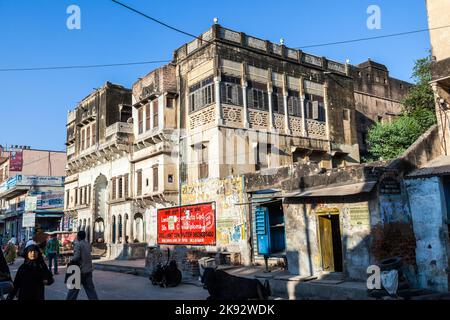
[7,258,209,300]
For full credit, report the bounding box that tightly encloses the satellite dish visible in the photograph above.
[213,17,219,25]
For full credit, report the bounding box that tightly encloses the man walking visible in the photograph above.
[66,231,99,300]
[45,234,60,275]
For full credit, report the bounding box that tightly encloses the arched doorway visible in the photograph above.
[134,213,144,243]
[94,218,105,243]
[94,175,108,220]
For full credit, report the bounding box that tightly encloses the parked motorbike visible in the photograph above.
[149,248,182,288]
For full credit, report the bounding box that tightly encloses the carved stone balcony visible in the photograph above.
[105,122,133,138]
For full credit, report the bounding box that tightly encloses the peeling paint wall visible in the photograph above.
[406,176,449,292]
[181,176,251,265]
[283,198,377,280]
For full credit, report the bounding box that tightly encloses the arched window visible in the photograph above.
[124,214,129,244]
[118,215,123,243]
[112,216,116,244]
[134,213,144,243]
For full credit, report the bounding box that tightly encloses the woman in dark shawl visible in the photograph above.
[0,246,13,299]
[7,244,54,301]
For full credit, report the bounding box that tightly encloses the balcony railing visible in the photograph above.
[67,144,75,156]
[105,122,133,137]
[175,25,348,76]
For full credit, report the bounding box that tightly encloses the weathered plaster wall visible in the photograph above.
[181,176,251,264]
[283,199,376,280]
[406,176,449,292]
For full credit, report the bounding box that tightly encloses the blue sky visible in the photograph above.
[0,0,430,151]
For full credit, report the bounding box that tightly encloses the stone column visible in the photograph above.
[130,217,135,243]
[242,81,249,128]
[299,77,307,137]
[282,75,291,135]
[267,83,274,130]
[214,76,223,125]
[283,94,290,134]
[323,81,331,141]
[123,215,127,244]
[241,63,249,128]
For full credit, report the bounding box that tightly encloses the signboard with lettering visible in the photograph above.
[9,151,23,171]
[25,196,38,212]
[36,191,64,210]
[22,213,36,228]
[348,204,370,226]
[157,202,216,245]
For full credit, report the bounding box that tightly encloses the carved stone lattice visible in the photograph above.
[306,119,326,138]
[274,114,285,131]
[189,105,215,129]
[249,110,268,129]
[290,116,304,136]
[223,105,243,126]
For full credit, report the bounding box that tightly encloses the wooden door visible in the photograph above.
[319,216,334,272]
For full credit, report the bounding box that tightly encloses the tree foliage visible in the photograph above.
[365,57,436,161]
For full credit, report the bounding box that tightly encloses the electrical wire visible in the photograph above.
[296,24,450,49]
[0,60,170,72]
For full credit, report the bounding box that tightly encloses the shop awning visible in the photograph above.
[283,181,377,198]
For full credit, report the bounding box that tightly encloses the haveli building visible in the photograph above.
[64,23,411,265]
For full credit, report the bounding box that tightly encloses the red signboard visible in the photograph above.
[157,202,216,245]
[9,151,23,171]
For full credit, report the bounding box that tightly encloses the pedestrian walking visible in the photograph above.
[6,244,54,301]
[0,246,13,300]
[45,234,60,275]
[66,231,99,300]
[4,239,16,265]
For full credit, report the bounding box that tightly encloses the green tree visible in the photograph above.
[365,57,436,161]
[402,56,435,113]
[366,112,434,160]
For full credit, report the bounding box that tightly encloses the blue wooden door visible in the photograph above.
[255,206,270,255]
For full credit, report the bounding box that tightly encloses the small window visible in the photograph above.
[168,174,174,183]
[166,97,174,108]
[145,104,150,131]
[138,108,144,134]
[146,178,149,187]
[112,178,117,200]
[86,126,91,148]
[153,166,159,192]
[136,171,143,196]
[153,100,159,129]
[118,177,123,198]
[92,123,96,144]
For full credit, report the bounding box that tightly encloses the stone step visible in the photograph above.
[255,275,370,300]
